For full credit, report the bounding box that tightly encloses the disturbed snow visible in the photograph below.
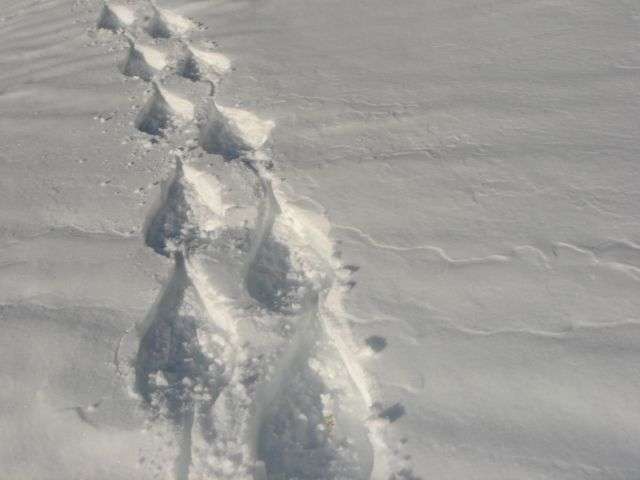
[1,0,640,479]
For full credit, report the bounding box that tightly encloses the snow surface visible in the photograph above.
[1,0,640,479]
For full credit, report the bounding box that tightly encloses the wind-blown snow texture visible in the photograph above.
[1,0,640,479]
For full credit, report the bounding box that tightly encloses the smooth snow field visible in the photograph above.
[1,0,639,479]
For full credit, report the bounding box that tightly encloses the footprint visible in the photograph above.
[92,0,397,476]
[135,255,224,480]
[96,2,135,32]
[175,42,231,81]
[120,36,167,81]
[256,339,375,480]
[146,4,195,39]
[136,82,194,135]
[144,162,190,256]
[378,403,406,423]
[198,101,274,159]
[246,235,317,314]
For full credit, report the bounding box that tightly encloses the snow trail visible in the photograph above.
[95,1,398,477]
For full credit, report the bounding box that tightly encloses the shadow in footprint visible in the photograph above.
[198,110,242,160]
[257,360,371,480]
[96,3,133,32]
[120,38,165,82]
[176,49,201,81]
[135,255,220,479]
[146,8,186,39]
[258,365,330,479]
[144,165,192,256]
[136,84,194,136]
[198,103,273,160]
[245,236,315,314]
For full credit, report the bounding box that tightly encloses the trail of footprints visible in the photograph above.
[95,2,405,479]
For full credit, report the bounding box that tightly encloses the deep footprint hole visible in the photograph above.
[246,237,314,313]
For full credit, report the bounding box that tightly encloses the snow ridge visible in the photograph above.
[96,2,399,478]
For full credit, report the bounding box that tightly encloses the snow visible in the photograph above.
[188,44,231,76]
[1,0,639,479]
